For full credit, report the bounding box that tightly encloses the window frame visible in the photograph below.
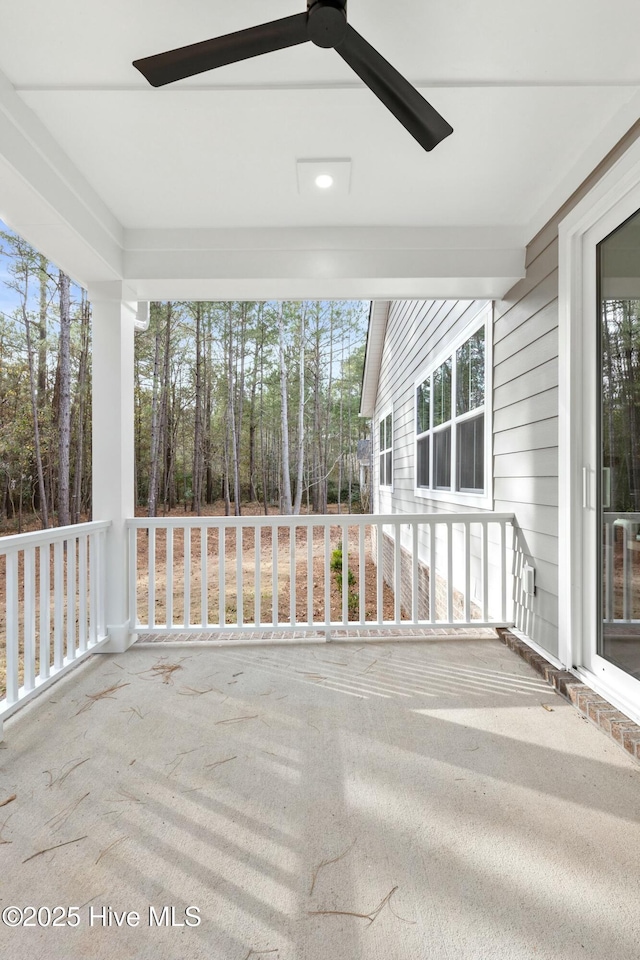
[413,305,493,509]
[378,405,394,492]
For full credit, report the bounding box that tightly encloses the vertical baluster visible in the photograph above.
[219,527,225,627]
[166,527,173,629]
[290,523,296,626]
[98,529,107,639]
[148,526,156,629]
[128,524,137,630]
[201,526,208,628]
[605,520,613,621]
[40,544,50,679]
[236,525,243,628]
[500,521,507,623]
[324,524,331,627]
[6,551,19,704]
[376,522,383,624]
[482,521,489,622]
[23,547,36,691]
[447,523,454,623]
[359,523,366,625]
[78,535,88,653]
[272,524,279,627]
[511,522,518,624]
[623,525,631,621]
[342,523,349,625]
[67,538,76,659]
[464,522,471,623]
[89,533,97,643]
[307,525,314,625]
[628,516,636,620]
[255,527,262,627]
[184,526,191,628]
[394,522,401,624]
[54,539,64,668]
[411,522,418,624]
[429,522,436,622]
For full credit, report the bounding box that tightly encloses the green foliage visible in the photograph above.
[330,547,358,615]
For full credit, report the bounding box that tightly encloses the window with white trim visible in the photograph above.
[415,313,488,500]
[379,409,393,488]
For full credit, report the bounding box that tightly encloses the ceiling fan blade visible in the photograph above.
[133,13,310,87]
[335,25,453,152]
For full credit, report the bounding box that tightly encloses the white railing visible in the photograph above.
[128,513,515,636]
[603,512,640,623]
[0,521,110,727]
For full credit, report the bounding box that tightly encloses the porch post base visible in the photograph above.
[97,621,138,654]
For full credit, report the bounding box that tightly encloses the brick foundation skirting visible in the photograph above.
[498,628,640,764]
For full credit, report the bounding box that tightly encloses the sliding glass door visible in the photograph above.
[596,208,640,685]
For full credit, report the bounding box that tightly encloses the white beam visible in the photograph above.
[0,68,123,286]
[124,226,526,302]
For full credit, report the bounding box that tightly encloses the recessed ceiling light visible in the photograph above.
[296,158,351,196]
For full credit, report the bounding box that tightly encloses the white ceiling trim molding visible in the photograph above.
[123,225,525,302]
[0,67,123,285]
[124,226,526,251]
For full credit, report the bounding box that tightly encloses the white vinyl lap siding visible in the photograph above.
[373,256,561,654]
[373,299,498,618]
[493,236,560,655]
[371,124,640,657]
[374,299,490,516]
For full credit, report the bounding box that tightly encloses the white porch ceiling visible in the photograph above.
[0,0,639,299]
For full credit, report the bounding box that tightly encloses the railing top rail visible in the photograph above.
[0,519,111,553]
[603,512,640,521]
[127,512,516,529]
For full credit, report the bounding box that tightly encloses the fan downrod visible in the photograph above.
[307,0,348,48]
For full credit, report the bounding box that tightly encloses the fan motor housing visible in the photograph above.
[307,0,348,48]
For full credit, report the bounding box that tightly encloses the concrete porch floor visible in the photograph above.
[1,636,639,960]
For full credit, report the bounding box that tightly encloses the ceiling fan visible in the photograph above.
[133,0,453,153]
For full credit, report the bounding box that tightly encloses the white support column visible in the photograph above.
[90,281,138,652]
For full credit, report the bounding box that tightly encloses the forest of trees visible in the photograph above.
[0,229,90,532]
[136,299,369,517]
[602,298,640,512]
[0,223,370,532]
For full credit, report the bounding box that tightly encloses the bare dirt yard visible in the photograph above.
[0,503,397,698]
[133,501,397,629]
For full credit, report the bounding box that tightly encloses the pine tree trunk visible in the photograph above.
[293,304,306,515]
[147,328,162,518]
[24,286,49,529]
[259,316,269,516]
[278,303,292,514]
[37,256,49,511]
[191,303,203,514]
[248,323,260,502]
[57,271,71,527]
[72,292,90,523]
[226,305,241,516]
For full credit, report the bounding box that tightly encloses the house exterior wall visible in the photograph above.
[374,298,491,516]
[370,120,640,659]
[492,238,559,653]
[372,299,499,622]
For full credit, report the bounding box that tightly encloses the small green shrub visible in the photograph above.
[331,547,358,618]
